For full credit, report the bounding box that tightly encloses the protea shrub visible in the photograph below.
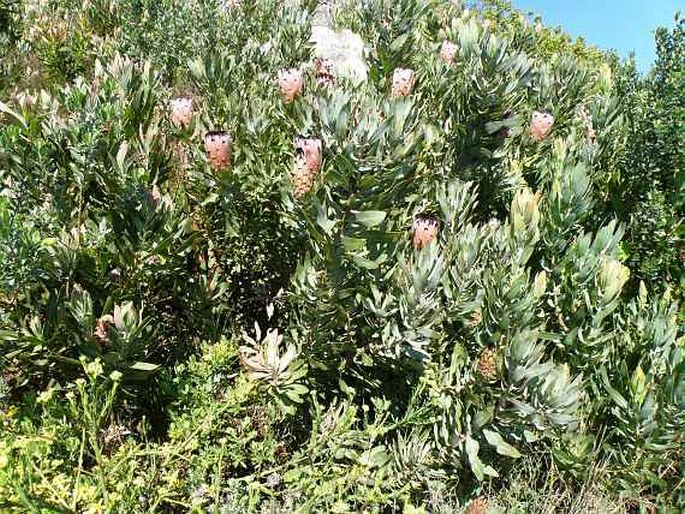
[0,0,682,511]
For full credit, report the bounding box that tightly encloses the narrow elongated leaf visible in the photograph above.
[352,210,386,228]
[128,362,161,372]
[465,436,484,481]
[358,446,390,468]
[342,237,366,252]
[483,429,522,458]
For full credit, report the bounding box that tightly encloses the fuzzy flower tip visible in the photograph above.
[204,131,232,172]
[529,110,554,141]
[170,97,193,127]
[277,68,304,102]
[293,137,323,198]
[412,215,439,249]
[392,68,415,98]
[440,40,457,63]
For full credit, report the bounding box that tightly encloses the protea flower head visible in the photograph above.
[109,268,122,283]
[476,348,498,381]
[170,97,193,128]
[292,137,322,198]
[94,314,115,345]
[465,496,488,514]
[597,256,630,302]
[412,214,439,249]
[440,40,457,63]
[391,68,415,98]
[204,131,232,172]
[277,68,304,102]
[314,57,335,86]
[529,110,554,141]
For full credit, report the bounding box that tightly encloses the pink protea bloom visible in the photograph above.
[170,97,193,128]
[391,68,415,98]
[293,137,323,198]
[529,110,554,141]
[204,131,233,172]
[440,40,457,63]
[294,137,322,173]
[412,215,439,249]
[277,68,304,103]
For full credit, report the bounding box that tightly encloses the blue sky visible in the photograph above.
[513,0,682,72]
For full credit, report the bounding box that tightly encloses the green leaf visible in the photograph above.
[342,237,366,252]
[316,202,336,235]
[352,255,379,269]
[285,383,308,403]
[465,436,484,481]
[0,100,27,128]
[473,406,494,429]
[483,429,522,458]
[524,430,539,443]
[483,465,499,477]
[390,33,410,52]
[352,210,387,228]
[202,193,219,206]
[128,362,161,373]
[599,366,628,410]
[358,446,390,468]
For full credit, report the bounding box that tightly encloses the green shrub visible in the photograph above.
[0,0,682,512]
[612,15,684,298]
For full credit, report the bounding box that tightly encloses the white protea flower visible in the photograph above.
[309,27,368,85]
[391,68,415,98]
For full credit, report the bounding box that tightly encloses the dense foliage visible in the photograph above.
[613,15,684,296]
[0,0,682,512]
